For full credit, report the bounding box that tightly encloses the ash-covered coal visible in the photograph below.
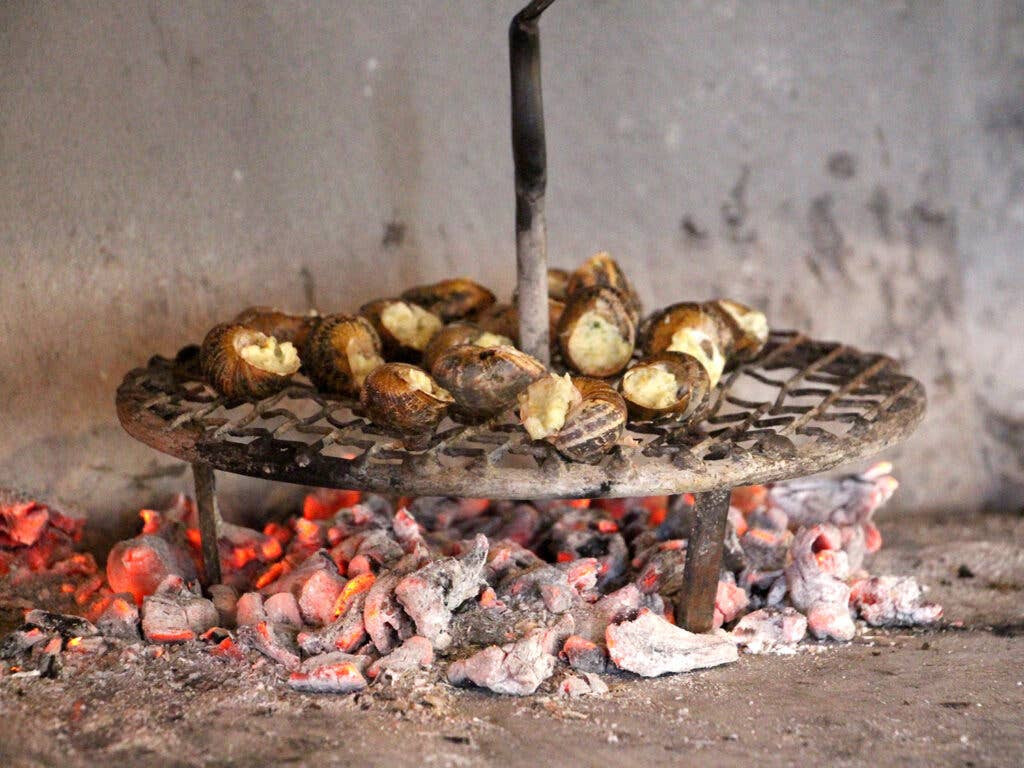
[0,462,942,696]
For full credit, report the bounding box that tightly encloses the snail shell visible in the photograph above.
[431,344,547,421]
[200,323,301,399]
[619,351,711,422]
[640,302,732,387]
[400,278,496,322]
[518,374,626,464]
[303,314,384,396]
[704,298,769,363]
[567,252,642,323]
[232,306,320,348]
[476,299,564,346]
[421,321,515,373]
[359,299,444,362]
[557,286,636,378]
[359,363,453,440]
[547,268,571,301]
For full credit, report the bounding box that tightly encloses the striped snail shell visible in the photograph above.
[303,314,384,396]
[200,323,301,399]
[566,252,642,323]
[431,344,546,422]
[232,306,320,348]
[359,363,453,442]
[400,278,496,322]
[639,302,732,387]
[421,321,514,373]
[704,298,769,363]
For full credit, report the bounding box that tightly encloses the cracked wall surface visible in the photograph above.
[0,1,1021,541]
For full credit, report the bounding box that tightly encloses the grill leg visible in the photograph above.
[191,462,223,585]
[678,488,732,633]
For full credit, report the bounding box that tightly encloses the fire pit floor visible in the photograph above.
[2,511,1021,768]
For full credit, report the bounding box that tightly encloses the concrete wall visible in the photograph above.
[1,0,1021,544]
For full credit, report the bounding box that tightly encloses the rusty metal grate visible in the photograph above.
[116,330,925,499]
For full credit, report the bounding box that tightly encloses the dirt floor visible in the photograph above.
[1,509,1022,768]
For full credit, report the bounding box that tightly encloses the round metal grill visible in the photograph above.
[116,330,925,499]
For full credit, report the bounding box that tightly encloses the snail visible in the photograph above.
[302,314,384,396]
[567,252,642,323]
[359,299,444,362]
[359,363,453,443]
[705,298,769,363]
[619,351,711,422]
[200,322,301,399]
[421,321,515,373]
[431,344,546,422]
[640,302,732,387]
[400,278,496,322]
[547,268,571,301]
[475,298,565,346]
[518,374,627,463]
[232,306,320,348]
[557,286,636,378]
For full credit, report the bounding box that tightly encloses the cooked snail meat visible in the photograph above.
[303,314,384,396]
[200,323,301,399]
[705,298,769,362]
[359,299,444,361]
[557,287,636,378]
[640,302,731,387]
[619,351,711,422]
[518,374,627,463]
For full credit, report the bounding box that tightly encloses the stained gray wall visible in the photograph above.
[1,1,1021,544]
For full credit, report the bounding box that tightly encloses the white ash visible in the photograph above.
[141,576,218,643]
[784,525,855,641]
[367,635,434,679]
[731,607,807,654]
[606,608,738,677]
[850,576,943,627]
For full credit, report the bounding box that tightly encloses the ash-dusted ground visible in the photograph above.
[1,509,1022,768]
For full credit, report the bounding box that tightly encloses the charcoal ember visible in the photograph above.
[236,592,267,627]
[297,569,347,627]
[261,550,339,597]
[850,576,943,627]
[350,530,405,574]
[557,671,609,698]
[391,507,428,555]
[298,589,369,655]
[722,520,747,573]
[240,620,301,670]
[264,592,303,628]
[300,650,373,674]
[785,525,855,641]
[0,627,48,659]
[395,535,488,650]
[768,463,897,527]
[288,660,368,693]
[24,610,99,639]
[738,568,786,610]
[634,541,687,596]
[65,636,107,655]
[740,528,794,572]
[208,584,239,627]
[731,607,807,654]
[408,497,488,530]
[447,626,558,696]
[557,557,600,601]
[97,595,141,640]
[460,503,540,547]
[606,608,738,677]
[364,572,414,654]
[572,584,664,644]
[302,489,363,521]
[367,635,434,679]
[141,577,218,643]
[501,565,580,614]
[731,485,768,514]
[0,499,50,547]
[485,540,544,583]
[713,574,750,628]
[106,534,197,605]
[559,635,608,673]
[545,509,629,588]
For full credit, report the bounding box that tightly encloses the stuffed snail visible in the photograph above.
[400,278,496,322]
[705,298,769,363]
[303,314,384,396]
[359,363,453,444]
[518,374,627,463]
[557,286,636,378]
[359,299,444,362]
[567,252,642,324]
[200,323,301,399]
[618,351,711,422]
[431,344,546,422]
[640,302,733,387]
[232,306,320,349]
[421,321,514,373]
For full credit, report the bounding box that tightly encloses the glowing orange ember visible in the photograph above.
[302,489,362,521]
[556,552,574,563]
[66,637,82,649]
[185,528,202,548]
[332,572,375,618]
[139,509,162,535]
[565,498,591,509]
[596,520,619,534]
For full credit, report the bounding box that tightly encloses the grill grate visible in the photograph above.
[116,330,925,499]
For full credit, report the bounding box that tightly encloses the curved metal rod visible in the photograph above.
[510,0,558,364]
